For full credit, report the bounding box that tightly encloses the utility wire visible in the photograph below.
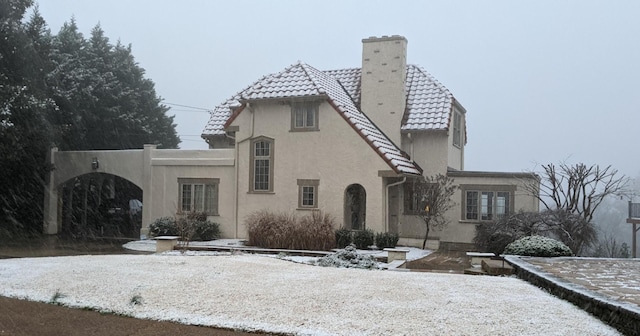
[168,109,211,113]
[164,102,212,112]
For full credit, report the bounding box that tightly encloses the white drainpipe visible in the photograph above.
[385,176,406,232]
[232,102,255,238]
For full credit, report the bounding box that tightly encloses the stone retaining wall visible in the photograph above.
[506,256,640,336]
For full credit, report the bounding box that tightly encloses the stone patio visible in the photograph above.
[507,256,640,335]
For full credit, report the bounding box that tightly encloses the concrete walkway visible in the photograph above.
[507,256,640,335]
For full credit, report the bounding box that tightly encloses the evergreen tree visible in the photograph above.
[0,2,180,237]
[0,0,55,236]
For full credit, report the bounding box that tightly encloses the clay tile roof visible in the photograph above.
[203,62,422,175]
[402,65,454,131]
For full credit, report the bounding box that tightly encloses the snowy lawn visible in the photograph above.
[0,254,620,335]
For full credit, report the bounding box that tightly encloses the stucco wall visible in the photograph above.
[54,149,144,188]
[402,132,449,175]
[231,100,391,238]
[147,163,236,238]
[393,172,539,247]
[440,172,539,245]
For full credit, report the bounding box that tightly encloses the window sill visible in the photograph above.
[290,128,319,132]
[296,207,318,211]
[459,219,498,224]
[176,212,219,217]
[247,191,275,195]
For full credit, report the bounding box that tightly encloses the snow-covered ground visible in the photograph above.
[123,239,432,267]
[0,253,621,335]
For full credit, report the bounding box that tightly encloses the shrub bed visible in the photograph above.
[352,229,374,249]
[149,217,178,237]
[504,235,573,257]
[149,213,220,241]
[375,232,399,249]
[245,210,336,251]
[335,228,352,248]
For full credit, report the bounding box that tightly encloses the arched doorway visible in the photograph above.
[344,184,366,230]
[59,173,142,238]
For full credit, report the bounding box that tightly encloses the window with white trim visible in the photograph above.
[250,137,274,192]
[297,179,319,208]
[178,178,219,215]
[461,185,514,221]
[291,101,319,131]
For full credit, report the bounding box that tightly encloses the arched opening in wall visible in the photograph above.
[344,184,366,230]
[59,173,142,238]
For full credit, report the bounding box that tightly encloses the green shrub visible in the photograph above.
[186,211,208,222]
[375,232,399,249]
[245,210,336,251]
[149,217,178,237]
[473,211,542,255]
[504,235,573,257]
[193,220,221,241]
[335,228,352,248]
[352,229,374,250]
[149,213,220,241]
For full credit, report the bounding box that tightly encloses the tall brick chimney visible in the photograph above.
[360,35,407,146]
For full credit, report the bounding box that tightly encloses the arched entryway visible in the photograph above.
[59,173,142,238]
[344,184,366,230]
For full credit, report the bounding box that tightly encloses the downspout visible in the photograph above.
[233,102,255,238]
[385,176,406,232]
[407,132,414,160]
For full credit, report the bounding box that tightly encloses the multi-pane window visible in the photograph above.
[404,182,425,215]
[464,189,510,221]
[179,178,219,215]
[251,137,274,192]
[453,111,462,147]
[291,101,319,131]
[297,179,319,208]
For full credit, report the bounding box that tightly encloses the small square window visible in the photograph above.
[291,101,319,131]
[297,179,319,209]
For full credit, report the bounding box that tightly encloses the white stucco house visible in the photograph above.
[43,35,538,250]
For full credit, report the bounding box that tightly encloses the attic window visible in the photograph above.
[291,101,319,132]
[453,111,462,148]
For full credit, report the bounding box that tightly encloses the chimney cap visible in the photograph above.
[362,35,407,43]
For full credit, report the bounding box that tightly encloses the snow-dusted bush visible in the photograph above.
[192,220,221,241]
[353,229,374,249]
[504,235,573,257]
[473,211,542,254]
[149,217,178,237]
[149,214,220,241]
[316,244,378,269]
[335,228,352,248]
[375,232,399,249]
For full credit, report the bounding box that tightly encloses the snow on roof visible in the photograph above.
[209,61,421,175]
[402,65,454,131]
[203,63,457,136]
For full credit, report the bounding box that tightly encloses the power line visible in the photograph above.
[168,109,211,113]
[164,102,212,112]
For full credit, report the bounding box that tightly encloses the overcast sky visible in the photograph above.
[35,0,640,180]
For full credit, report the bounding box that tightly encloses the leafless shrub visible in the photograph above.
[245,210,336,250]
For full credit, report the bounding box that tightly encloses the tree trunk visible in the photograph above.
[422,224,430,250]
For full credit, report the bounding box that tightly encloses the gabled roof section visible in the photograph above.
[204,62,421,176]
[402,65,454,131]
[305,65,456,131]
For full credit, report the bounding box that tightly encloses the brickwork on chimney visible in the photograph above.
[360,35,408,146]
